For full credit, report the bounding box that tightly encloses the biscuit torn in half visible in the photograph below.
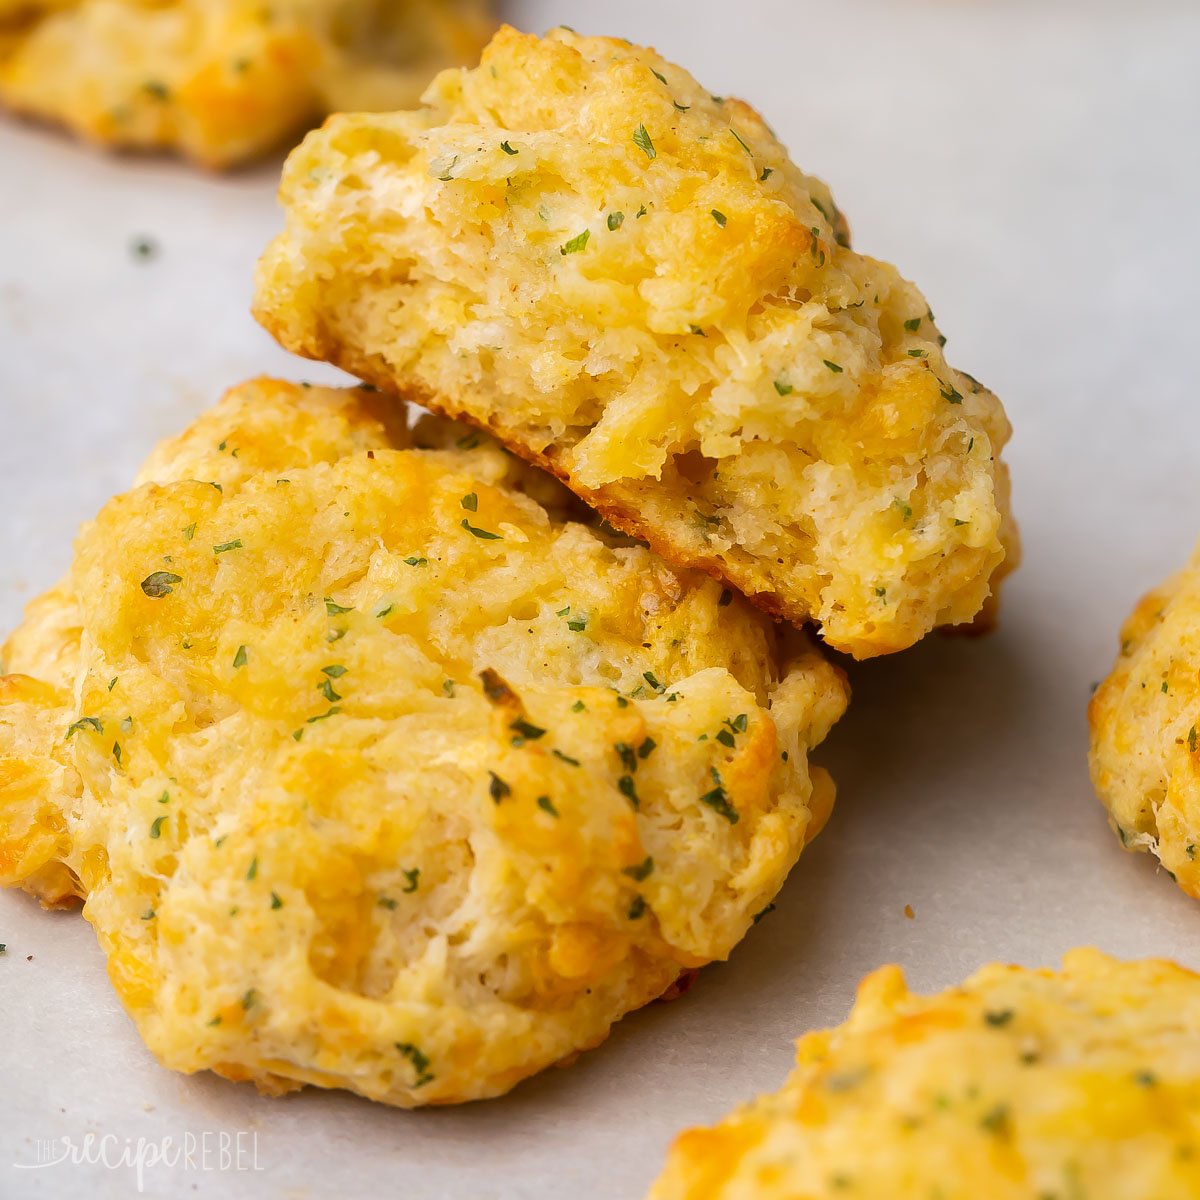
[0,0,494,167]
[648,950,1200,1199]
[254,25,1018,658]
[0,377,847,1107]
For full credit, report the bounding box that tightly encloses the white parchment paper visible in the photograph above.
[2,1,1199,1195]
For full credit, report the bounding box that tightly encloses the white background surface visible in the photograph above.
[2,0,1200,1195]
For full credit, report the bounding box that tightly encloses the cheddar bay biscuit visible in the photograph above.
[0,0,493,167]
[0,378,847,1106]
[1090,544,1200,898]
[648,950,1200,1200]
[254,26,1018,658]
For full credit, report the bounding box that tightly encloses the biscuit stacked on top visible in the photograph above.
[0,26,1015,1109]
[0,0,494,167]
[254,24,1018,658]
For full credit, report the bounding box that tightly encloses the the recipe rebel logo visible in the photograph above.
[12,1129,264,1192]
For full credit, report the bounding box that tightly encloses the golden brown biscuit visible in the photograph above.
[648,950,1200,1200]
[1089,544,1200,898]
[0,0,493,167]
[254,25,1018,659]
[0,377,847,1106]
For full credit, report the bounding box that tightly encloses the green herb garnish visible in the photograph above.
[618,775,639,809]
[510,716,547,742]
[623,856,654,881]
[131,236,158,261]
[141,571,181,598]
[700,768,739,823]
[633,124,656,159]
[461,519,502,540]
[395,1042,434,1087]
[980,1105,1010,1136]
[560,230,590,255]
[307,707,341,724]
